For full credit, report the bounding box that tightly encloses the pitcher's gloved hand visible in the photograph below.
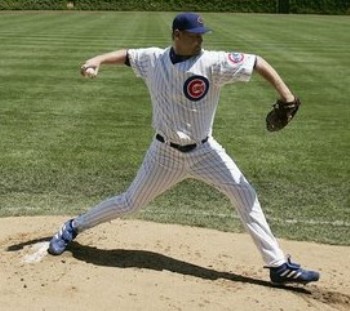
[266,96,301,132]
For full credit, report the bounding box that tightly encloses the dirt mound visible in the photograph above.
[0,216,349,311]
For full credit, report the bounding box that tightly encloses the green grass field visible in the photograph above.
[0,11,349,245]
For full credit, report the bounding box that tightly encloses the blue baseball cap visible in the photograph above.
[172,12,211,34]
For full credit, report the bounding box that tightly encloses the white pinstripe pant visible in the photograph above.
[75,136,286,267]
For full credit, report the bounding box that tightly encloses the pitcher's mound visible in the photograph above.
[0,216,349,311]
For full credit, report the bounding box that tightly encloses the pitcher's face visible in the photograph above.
[173,30,203,56]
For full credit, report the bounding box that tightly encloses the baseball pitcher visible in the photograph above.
[49,12,319,285]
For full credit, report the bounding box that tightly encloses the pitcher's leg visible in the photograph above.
[189,140,285,267]
[75,144,186,231]
[49,141,186,255]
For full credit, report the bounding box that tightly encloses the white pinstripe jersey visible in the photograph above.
[128,47,256,145]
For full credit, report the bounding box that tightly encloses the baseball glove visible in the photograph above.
[266,97,301,132]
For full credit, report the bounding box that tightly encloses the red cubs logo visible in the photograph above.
[228,52,244,64]
[184,75,209,101]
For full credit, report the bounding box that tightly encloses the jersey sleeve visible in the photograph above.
[212,52,257,86]
[128,47,163,79]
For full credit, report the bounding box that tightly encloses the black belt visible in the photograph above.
[156,134,208,153]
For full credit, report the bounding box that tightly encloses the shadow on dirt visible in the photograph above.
[70,241,310,293]
[6,238,350,310]
[70,242,350,310]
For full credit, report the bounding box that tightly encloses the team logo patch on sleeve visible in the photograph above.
[183,75,209,101]
[228,53,244,64]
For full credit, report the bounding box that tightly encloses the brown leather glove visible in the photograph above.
[266,97,301,132]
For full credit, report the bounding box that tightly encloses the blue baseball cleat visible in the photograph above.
[48,219,78,255]
[269,257,320,285]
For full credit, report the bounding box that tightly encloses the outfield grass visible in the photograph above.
[0,12,349,245]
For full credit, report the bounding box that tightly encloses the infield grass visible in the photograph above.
[0,12,349,245]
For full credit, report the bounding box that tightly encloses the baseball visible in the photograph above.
[85,67,96,78]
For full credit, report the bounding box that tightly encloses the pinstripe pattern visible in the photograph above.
[76,137,285,266]
[128,48,256,145]
[75,47,286,267]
